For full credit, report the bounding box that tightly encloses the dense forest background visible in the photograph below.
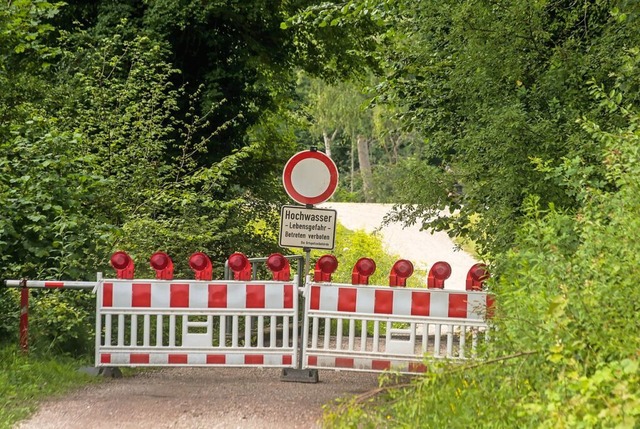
[1,0,639,426]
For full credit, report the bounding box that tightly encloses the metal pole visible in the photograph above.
[297,246,311,371]
[19,279,28,354]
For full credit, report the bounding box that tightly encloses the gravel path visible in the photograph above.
[18,368,379,429]
[16,203,476,428]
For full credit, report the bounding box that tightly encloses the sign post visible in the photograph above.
[280,148,339,251]
[280,148,338,382]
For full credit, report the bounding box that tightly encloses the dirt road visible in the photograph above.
[16,203,475,428]
[18,368,379,429]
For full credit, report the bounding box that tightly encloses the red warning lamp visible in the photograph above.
[314,254,338,282]
[352,257,376,285]
[150,251,174,280]
[189,252,213,281]
[427,261,452,289]
[389,259,414,287]
[110,251,134,279]
[266,253,291,281]
[228,252,252,281]
[466,263,489,291]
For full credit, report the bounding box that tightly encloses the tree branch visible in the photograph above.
[347,350,539,405]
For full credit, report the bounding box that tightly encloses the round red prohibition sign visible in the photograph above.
[282,150,338,205]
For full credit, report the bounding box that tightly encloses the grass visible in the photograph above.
[0,346,100,429]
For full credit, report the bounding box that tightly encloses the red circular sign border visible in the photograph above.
[282,150,338,205]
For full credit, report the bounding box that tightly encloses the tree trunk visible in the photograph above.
[322,129,338,158]
[356,134,373,202]
[350,139,355,193]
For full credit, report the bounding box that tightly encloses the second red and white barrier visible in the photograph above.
[302,258,493,374]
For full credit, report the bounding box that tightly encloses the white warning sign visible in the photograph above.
[279,205,337,250]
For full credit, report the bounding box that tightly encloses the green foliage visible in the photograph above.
[0,123,110,281]
[0,289,20,343]
[322,85,640,428]
[58,0,314,161]
[0,1,302,353]
[281,1,384,80]
[28,290,94,356]
[0,346,96,428]
[0,0,62,70]
[289,0,640,256]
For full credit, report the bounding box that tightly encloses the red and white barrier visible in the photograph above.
[96,279,298,368]
[100,281,295,310]
[302,282,492,374]
[308,284,491,320]
[5,250,493,378]
[4,279,97,289]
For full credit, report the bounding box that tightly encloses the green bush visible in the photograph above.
[0,289,20,344]
[28,289,94,356]
[322,85,640,428]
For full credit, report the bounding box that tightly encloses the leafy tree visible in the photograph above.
[323,70,640,429]
[52,0,338,166]
[0,1,301,351]
[287,0,640,257]
[301,76,374,199]
[298,73,423,203]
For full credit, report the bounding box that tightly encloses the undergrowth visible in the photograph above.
[321,76,640,429]
[0,346,98,429]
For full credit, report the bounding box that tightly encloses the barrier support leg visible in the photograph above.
[78,367,123,378]
[19,280,28,354]
[280,368,319,383]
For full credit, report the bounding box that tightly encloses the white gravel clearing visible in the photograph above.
[16,203,477,428]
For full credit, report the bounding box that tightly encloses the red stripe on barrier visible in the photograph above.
[170,283,189,307]
[310,286,320,310]
[208,284,227,308]
[374,290,394,314]
[245,355,264,365]
[132,283,151,307]
[103,283,113,307]
[168,354,188,364]
[246,285,265,308]
[100,353,111,364]
[411,291,430,316]
[408,362,427,373]
[130,353,149,364]
[448,293,468,318]
[337,288,357,312]
[335,357,354,368]
[308,355,317,366]
[283,284,294,309]
[372,360,391,371]
[282,355,292,365]
[206,354,226,364]
[44,282,64,288]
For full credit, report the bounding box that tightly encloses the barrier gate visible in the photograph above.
[302,282,491,373]
[5,251,493,380]
[96,279,298,368]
